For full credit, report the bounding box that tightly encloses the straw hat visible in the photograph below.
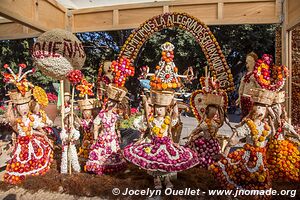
[107,83,128,102]
[8,90,32,105]
[77,98,96,110]
[64,92,71,97]
[249,88,276,105]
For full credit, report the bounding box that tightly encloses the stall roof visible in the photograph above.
[0,0,299,41]
[57,0,171,9]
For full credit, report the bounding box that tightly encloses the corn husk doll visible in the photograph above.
[2,63,53,184]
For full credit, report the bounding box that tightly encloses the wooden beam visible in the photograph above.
[113,9,119,26]
[286,0,300,30]
[218,3,224,19]
[0,0,67,33]
[72,0,280,33]
[163,6,170,14]
[0,22,41,40]
[0,17,11,23]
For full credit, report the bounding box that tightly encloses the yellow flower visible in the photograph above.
[161,123,167,130]
[258,136,265,142]
[164,118,170,125]
[144,147,151,154]
[262,130,269,136]
[149,116,154,122]
[258,175,265,182]
[152,126,160,134]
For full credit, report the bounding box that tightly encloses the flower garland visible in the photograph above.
[111,57,135,87]
[245,118,270,147]
[76,78,94,98]
[16,113,35,136]
[253,54,289,91]
[149,116,171,138]
[33,86,49,107]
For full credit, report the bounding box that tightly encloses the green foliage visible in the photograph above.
[136,27,206,74]
[0,39,56,102]
[76,32,120,83]
[0,24,277,105]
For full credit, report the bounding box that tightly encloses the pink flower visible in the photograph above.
[47,93,58,103]
[130,107,138,114]
[3,64,9,69]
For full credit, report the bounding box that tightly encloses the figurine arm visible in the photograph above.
[236,77,245,106]
[5,102,16,126]
[185,124,203,143]
[93,124,100,141]
[283,121,300,140]
[60,128,68,142]
[72,129,80,141]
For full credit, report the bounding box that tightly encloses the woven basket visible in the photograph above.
[107,84,128,102]
[205,94,224,106]
[273,91,285,104]
[150,90,174,106]
[250,88,275,105]
[77,98,96,110]
[8,90,32,105]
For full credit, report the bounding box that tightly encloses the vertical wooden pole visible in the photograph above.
[60,80,65,128]
[288,30,292,124]
[68,86,75,175]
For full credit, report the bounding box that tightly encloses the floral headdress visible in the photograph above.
[190,76,228,123]
[2,63,35,96]
[150,42,181,91]
[253,54,288,91]
[111,57,135,87]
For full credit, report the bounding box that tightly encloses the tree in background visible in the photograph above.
[0,24,278,107]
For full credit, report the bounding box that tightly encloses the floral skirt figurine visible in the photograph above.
[4,134,53,184]
[267,139,300,182]
[124,136,199,173]
[85,110,126,174]
[187,136,221,169]
[210,144,271,191]
[85,138,126,174]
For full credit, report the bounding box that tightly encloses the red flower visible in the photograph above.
[3,64,9,69]
[47,93,58,102]
[18,63,27,69]
[67,70,83,85]
[32,68,36,73]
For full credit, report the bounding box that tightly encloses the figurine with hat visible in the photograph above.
[2,63,53,184]
[76,78,96,162]
[186,75,228,169]
[123,42,199,189]
[85,58,134,175]
[210,87,276,193]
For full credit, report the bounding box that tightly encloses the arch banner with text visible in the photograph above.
[119,12,234,91]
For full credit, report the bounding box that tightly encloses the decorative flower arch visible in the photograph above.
[118,12,234,91]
